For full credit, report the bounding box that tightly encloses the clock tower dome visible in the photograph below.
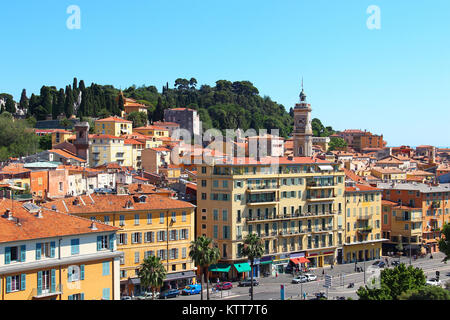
[293,83,313,157]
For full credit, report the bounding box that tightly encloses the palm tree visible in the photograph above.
[241,233,264,300]
[137,255,167,300]
[189,236,220,300]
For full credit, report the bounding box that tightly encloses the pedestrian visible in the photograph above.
[303,291,307,300]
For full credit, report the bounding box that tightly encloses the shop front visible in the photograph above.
[208,263,231,282]
[234,262,252,280]
[260,256,274,276]
[306,250,335,268]
[289,252,310,273]
[163,271,196,291]
[272,254,290,274]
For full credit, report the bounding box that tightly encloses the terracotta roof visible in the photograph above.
[124,139,144,145]
[127,183,158,194]
[343,168,367,184]
[150,147,171,152]
[134,125,168,131]
[377,156,404,165]
[169,108,195,112]
[371,167,405,174]
[345,184,381,192]
[43,194,195,214]
[153,121,180,127]
[211,156,334,166]
[382,200,397,206]
[95,116,132,123]
[0,199,118,243]
[133,176,149,181]
[48,149,86,163]
[90,134,124,140]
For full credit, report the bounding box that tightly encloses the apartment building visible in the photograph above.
[0,200,122,300]
[44,193,196,297]
[94,117,133,137]
[378,182,450,253]
[89,134,133,168]
[196,156,346,279]
[342,183,384,264]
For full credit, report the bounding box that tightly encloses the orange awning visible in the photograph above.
[290,257,310,264]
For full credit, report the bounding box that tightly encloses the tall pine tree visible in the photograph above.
[64,86,74,117]
[19,89,28,111]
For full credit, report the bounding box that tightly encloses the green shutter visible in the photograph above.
[51,269,56,292]
[80,265,85,280]
[5,247,11,264]
[50,241,56,258]
[109,234,115,251]
[37,271,42,295]
[36,243,42,260]
[97,236,102,251]
[6,276,11,293]
[81,293,85,300]
[20,245,26,262]
[68,295,73,300]
[21,274,26,291]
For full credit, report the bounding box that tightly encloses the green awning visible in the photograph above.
[234,263,252,273]
[208,264,231,272]
[260,260,273,265]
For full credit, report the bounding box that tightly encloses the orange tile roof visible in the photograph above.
[90,134,124,140]
[345,184,381,192]
[133,176,149,181]
[95,116,132,123]
[0,199,118,243]
[153,121,180,127]
[382,200,397,206]
[377,156,404,165]
[343,168,367,184]
[126,183,158,194]
[211,156,334,166]
[170,108,195,112]
[150,147,171,152]
[49,149,86,163]
[43,194,195,214]
[135,125,168,131]
[124,139,144,145]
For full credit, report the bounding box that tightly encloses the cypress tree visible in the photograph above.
[5,97,16,114]
[19,89,28,111]
[64,86,74,117]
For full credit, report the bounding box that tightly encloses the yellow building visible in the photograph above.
[94,117,133,137]
[124,139,145,170]
[51,129,74,147]
[89,134,133,167]
[44,193,196,297]
[134,125,170,139]
[196,156,346,278]
[0,200,122,300]
[342,184,385,264]
[371,167,406,182]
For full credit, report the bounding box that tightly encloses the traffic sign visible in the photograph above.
[324,275,332,288]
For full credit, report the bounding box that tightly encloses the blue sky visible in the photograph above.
[0,0,449,147]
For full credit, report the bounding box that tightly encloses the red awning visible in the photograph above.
[290,257,310,264]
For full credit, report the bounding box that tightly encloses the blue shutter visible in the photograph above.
[81,293,85,300]
[102,288,110,300]
[20,245,26,262]
[80,265,85,280]
[50,241,56,258]
[68,266,72,282]
[109,234,115,251]
[6,276,11,293]
[68,295,73,300]
[186,229,189,240]
[37,271,42,295]
[5,247,11,264]
[21,274,26,291]
[36,243,42,260]
[51,269,56,292]
[97,236,102,251]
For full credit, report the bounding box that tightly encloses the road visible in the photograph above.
[172,252,450,301]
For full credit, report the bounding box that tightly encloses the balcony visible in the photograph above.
[356,226,373,234]
[14,194,33,201]
[357,214,373,220]
[246,197,279,206]
[247,184,278,192]
[306,194,335,202]
[395,216,422,222]
[32,284,63,299]
[306,181,336,189]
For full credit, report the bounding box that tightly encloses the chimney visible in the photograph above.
[90,222,98,230]
[6,209,13,221]
[36,210,43,219]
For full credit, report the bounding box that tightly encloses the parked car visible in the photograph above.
[391,261,400,267]
[292,275,308,284]
[215,282,233,290]
[312,292,327,300]
[373,261,386,268]
[304,273,317,281]
[426,278,443,286]
[138,291,159,299]
[159,289,180,299]
[182,284,202,295]
[121,295,132,300]
[238,278,259,287]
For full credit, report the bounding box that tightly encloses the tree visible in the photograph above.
[127,111,147,128]
[241,233,264,300]
[4,97,16,114]
[0,115,39,160]
[60,118,73,130]
[357,264,426,300]
[398,285,450,300]
[97,108,111,119]
[189,236,220,300]
[39,134,52,151]
[153,97,165,122]
[64,86,74,117]
[137,255,167,300]
[328,137,347,151]
[19,89,28,111]
[438,223,450,262]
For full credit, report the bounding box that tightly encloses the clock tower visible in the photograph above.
[293,84,313,157]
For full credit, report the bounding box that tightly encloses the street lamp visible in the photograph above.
[364,243,375,284]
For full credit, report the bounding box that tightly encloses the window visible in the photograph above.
[102,262,110,276]
[171,212,176,222]
[104,216,110,224]
[182,248,187,259]
[145,232,154,243]
[120,270,127,278]
[135,251,140,263]
[119,233,127,245]
[223,226,229,239]
[6,275,23,292]
[71,239,80,255]
[147,213,152,224]
[160,212,164,224]
[213,180,219,188]
[222,210,228,221]
[97,235,109,250]
[213,225,218,239]
[201,180,207,187]
[202,193,207,200]
[213,209,219,221]
[132,232,142,244]
[102,288,110,300]
[134,214,140,225]
[59,182,63,192]
[68,293,84,300]
[119,215,125,226]
[182,211,187,222]
[201,167,207,174]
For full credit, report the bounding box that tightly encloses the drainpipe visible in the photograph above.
[59,238,62,300]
